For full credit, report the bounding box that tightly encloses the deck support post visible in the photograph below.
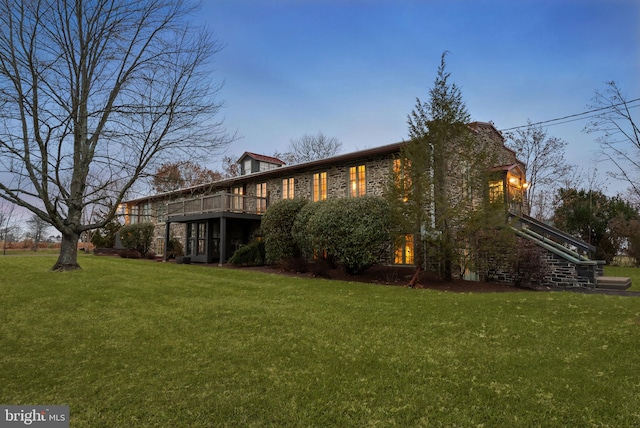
[219,216,226,266]
[163,221,171,261]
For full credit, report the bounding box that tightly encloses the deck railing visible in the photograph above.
[167,192,267,217]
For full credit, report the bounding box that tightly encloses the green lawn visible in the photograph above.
[1,256,639,427]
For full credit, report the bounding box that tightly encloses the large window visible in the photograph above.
[349,165,366,197]
[489,180,504,203]
[156,203,167,223]
[141,203,152,222]
[312,172,327,201]
[231,186,244,211]
[393,158,411,201]
[282,178,295,200]
[128,205,139,224]
[394,234,414,265]
[256,182,267,213]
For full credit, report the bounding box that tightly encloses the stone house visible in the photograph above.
[122,122,610,288]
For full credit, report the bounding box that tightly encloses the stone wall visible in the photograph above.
[541,252,602,288]
[126,125,529,269]
[247,153,394,202]
[486,237,604,289]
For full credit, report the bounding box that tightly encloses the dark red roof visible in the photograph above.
[237,152,286,165]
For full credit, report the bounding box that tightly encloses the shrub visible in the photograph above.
[90,219,122,248]
[261,198,308,264]
[474,229,549,287]
[166,237,184,258]
[229,240,266,266]
[118,222,155,256]
[292,201,322,261]
[510,238,549,288]
[304,197,392,275]
[119,249,142,259]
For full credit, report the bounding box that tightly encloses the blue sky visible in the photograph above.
[198,0,639,194]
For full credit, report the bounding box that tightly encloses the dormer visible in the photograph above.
[237,152,286,175]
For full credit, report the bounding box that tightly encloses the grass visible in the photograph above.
[1,255,639,427]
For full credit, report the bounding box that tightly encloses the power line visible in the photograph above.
[499,97,640,132]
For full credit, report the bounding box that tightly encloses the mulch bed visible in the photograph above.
[164,259,639,296]
[225,264,532,293]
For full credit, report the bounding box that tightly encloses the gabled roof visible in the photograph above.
[490,163,525,176]
[123,142,404,204]
[237,152,286,165]
[124,121,526,205]
[468,121,505,142]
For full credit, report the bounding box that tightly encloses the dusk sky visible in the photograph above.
[198,0,639,194]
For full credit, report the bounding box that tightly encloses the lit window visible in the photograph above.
[313,248,329,261]
[312,172,327,201]
[394,235,414,265]
[231,186,244,211]
[489,180,504,203]
[349,165,366,197]
[256,182,267,214]
[393,158,411,201]
[282,178,295,200]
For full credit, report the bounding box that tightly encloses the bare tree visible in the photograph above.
[152,161,222,193]
[278,131,343,164]
[505,120,570,219]
[0,200,21,255]
[585,81,640,200]
[221,155,240,178]
[25,214,50,251]
[0,0,230,270]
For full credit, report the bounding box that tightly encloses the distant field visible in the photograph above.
[1,248,62,255]
[1,255,638,427]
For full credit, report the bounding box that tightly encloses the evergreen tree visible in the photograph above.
[388,52,497,282]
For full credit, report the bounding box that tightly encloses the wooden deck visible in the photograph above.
[166,192,268,217]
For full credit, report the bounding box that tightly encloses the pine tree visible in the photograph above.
[389,52,496,282]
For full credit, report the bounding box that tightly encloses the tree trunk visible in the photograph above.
[52,231,81,271]
[408,267,422,288]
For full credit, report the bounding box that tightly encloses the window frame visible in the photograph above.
[282,177,295,200]
[312,172,327,201]
[394,234,415,265]
[348,165,366,197]
[256,182,267,213]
